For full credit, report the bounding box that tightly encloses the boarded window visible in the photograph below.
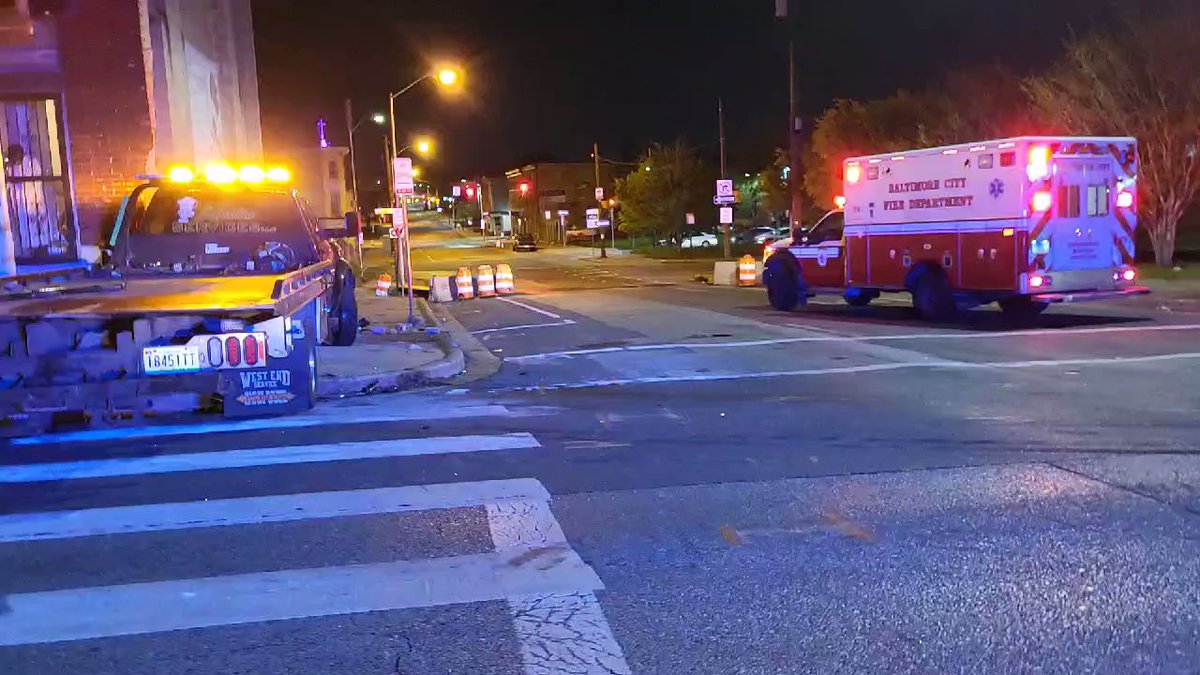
[0,96,75,263]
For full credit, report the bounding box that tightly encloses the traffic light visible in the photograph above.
[464,184,476,200]
[518,180,532,196]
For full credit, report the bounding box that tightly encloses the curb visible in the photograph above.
[316,302,467,399]
[420,298,503,384]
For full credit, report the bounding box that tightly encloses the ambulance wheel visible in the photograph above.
[999,297,1049,320]
[911,267,956,321]
[765,249,802,311]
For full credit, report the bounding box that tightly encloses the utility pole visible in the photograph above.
[719,98,731,259]
[593,142,606,259]
[788,39,803,235]
[344,99,363,272]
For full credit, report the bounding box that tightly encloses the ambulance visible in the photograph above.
[763,136,1148,319]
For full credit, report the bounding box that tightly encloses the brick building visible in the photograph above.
[505,162,615,244]
[0,0,262,266]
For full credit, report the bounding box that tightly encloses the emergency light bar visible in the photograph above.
[160,163,292,186]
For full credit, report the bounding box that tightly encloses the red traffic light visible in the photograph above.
[465,185,476,199]
[518,180,531,196]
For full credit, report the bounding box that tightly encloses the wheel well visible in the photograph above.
[904,261,946,290]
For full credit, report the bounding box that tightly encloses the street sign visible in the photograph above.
[597,219,611,228]
[585,208,600,227]
[452,185,461,197]
[686,213,695,225]
[595,187,604,201]
[713,195,737,205]
[393,158,414,196]
[716,179,734,198]
[719,206,734,224]
[557,209,570,216]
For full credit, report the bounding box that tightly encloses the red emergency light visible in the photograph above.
[1116,190,1135,209]
[1031,191,1053,213]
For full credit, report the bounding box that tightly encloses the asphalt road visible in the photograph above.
[2,216,1199,674]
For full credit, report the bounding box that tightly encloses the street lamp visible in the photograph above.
[387,65,463,326]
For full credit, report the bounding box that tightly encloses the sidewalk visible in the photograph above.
[315,287,466,398]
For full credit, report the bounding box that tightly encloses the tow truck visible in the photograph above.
[764,136,1149,319]
[0,163,360,435]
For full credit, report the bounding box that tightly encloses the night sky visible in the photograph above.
[252,0,1129,188]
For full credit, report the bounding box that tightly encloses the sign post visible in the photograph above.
[392,157,416,323]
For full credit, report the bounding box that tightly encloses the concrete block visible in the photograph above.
[712,261,739,286]
[428,276,453,303]
[132,319,153,346]
[26,322,72,356]
[76,331,106,350]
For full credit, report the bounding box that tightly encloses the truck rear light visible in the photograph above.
[225,336,242,367]
[243,334,260,365]
[1027,145,1051,181]
[1031,191,1053,212]
[1116,190,1134,209]
[1029,274,1050,289]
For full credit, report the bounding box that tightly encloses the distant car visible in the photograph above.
[749,227,778,244]
[679,232,719,248]
[513,232,538,252]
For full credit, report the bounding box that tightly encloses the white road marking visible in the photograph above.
[509,322,1200,362]
[487,500,632,675]
[11,403,515,446]
[472,319,577,335]
[0,548,603,646]
[0,478,551,543]
[0,433,542,484]
[497,297,563,319]
[494,352,1200,392]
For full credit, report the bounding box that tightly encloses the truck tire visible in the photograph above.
[998,297,1050,320]
[844,289,878,307]
[765,249,803,311]
[331,263,357,345]
[910,266,956,321]
[329,282,358,346]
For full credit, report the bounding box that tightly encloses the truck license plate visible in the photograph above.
[142,346,202,375]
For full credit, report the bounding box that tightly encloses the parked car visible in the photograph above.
[679,231,719,248]
[513,232,538,252]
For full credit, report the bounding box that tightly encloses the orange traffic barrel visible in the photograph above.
[495,263,515,295]
[476,264,496,298]
[738,255,757,286]
[455,267,475,300]
[375,273,393,296]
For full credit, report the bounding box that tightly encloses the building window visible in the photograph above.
[328,161,338,180]
[0,96,74,263]
[330,193,341,216]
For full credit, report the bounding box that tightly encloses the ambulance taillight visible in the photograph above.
[1027,145,1052,181]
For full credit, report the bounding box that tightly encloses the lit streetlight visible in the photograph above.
[387,64,464,326]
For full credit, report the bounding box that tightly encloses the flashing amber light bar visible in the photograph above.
[163,164,292,185]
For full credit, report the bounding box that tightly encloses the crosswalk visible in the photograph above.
[0,401,632,674]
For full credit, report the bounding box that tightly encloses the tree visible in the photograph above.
[736,173,765,224]
[1026,6,1200,266]
[759,148,791,218]
[616,139,713,240]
